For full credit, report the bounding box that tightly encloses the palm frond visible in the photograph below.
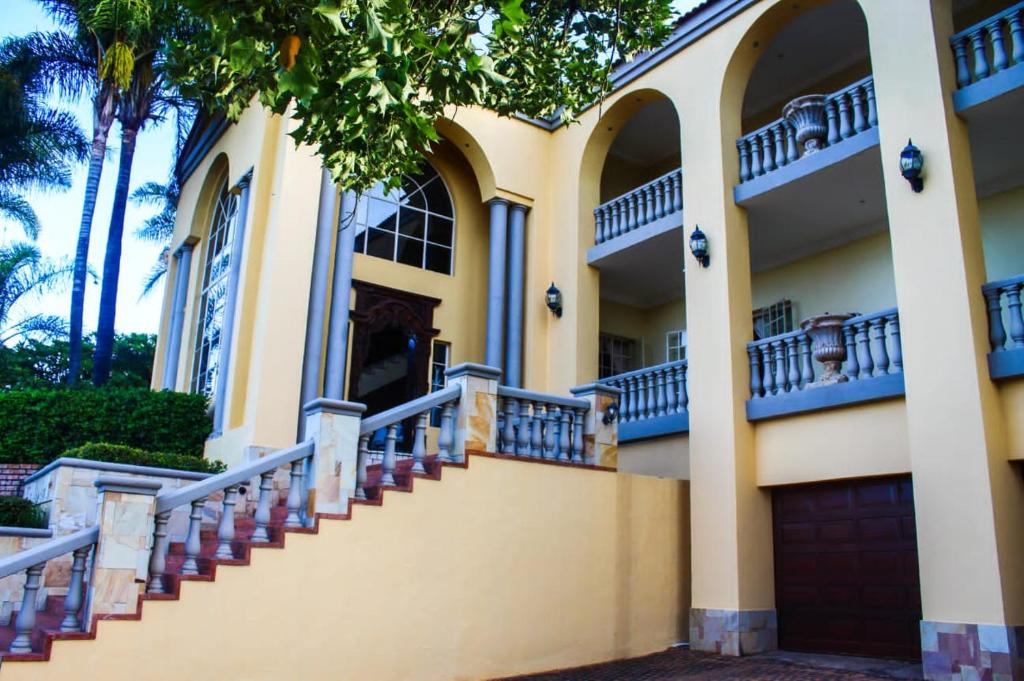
[139,249,168,299]
[0,191,40,240]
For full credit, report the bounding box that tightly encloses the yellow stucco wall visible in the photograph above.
[1001,379,1024,462]
[619,434,691,480]
[2,457,689,681]
[980,185,1024,282]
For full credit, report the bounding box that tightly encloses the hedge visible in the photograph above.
[60,443,226,474]
[0,496,47,529]
[0,388,212,464]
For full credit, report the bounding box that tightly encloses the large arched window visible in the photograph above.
[190,177,238,397]
[353,164,455,275]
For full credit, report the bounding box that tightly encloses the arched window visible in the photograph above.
[353,164,455,275]
[190,177,238,397]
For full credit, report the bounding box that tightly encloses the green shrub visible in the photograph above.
[0,388,212,464]
[0,496,46,529]
[61,443,226,474]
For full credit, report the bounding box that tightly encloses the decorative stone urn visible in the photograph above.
[783,94,829,155]
[800,313,856,387]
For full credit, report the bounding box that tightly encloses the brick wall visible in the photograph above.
[0,464,41,497]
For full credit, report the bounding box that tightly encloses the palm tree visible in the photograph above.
[0,36,88,239]
[0,243,74,345]
[129,177,178,297]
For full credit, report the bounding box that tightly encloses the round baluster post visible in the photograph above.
[672,171,682,212]
[678,364,689,413]
[1007,284,1024,348]
[544,405,558,460]
[864,80,878,128]
[557,408,571,462]
[516,400,532,457]
[411,412,428,474]
[625,377,637,422]
[530,403,544,458]
[572,408,585,464]
[970,28,991,81]
[870,317,891,375]
[666,366,678,414]
[10,563,44,653]
[380,425,398,487]
[988,20,1009,72]
[182,498,205,575]
[825,100,840,146]
[837,95,853,139]
[215,485,239,559]
[612,202,622,238]
[760,131,775,173]
[356,434,370,498]
[787,337,801,390]
[502,398,517,454]
[748,347,763,398]
[655,369,668,417]
[750,136,764,177]
[646,373,657,418]
[654,178,665,218]
[437,402,455,463]
[1009,11,1024,65]
[855,321,874,377]
[850,86,867,133]
[953,37,971,87]
[61,545,91,630]
[798,335,815,386]
[784,123,799,163]
[773,123,786,168]
[842,325,860,379]
[252,470,274,541]
[985,288,1008,351]
[146,512,170,594]
[635,375,648,420]
[761,345,777,395]
[888,315,903,373]
[626,194,637,233]
[644,185,655,225]
[594,209,604,245]
[738,140,752,182]
[285,460,305,525]
[772,341,788,392]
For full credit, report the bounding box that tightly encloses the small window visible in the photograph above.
[599,333,638,379]
[429,341,451,427]
[752,299,794,339]
[666,330,687,362]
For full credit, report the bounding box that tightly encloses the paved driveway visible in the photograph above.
[496,648,923,681]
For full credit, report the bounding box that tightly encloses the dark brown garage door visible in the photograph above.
[773,475,922,660]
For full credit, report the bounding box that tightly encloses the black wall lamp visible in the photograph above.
[602,402,620,425]
[545,282,563,317]
[900,139,924,193]
[689,226,710,268]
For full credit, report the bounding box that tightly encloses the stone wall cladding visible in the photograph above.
[689,608,778,656]
[922,620,1024,681]
[0,464,41,496]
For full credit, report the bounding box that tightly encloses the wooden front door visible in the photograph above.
[773,475,922,660]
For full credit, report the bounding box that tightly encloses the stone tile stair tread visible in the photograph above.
[0,450,454,661]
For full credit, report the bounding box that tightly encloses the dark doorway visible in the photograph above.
[347,281,440,448]
[773,475,922,660]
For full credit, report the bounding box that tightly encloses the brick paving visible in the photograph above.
[497,648,920,680]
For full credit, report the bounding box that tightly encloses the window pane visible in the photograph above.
[354,231,365,253]
[366,228,395,260]
[428,216,454,246]
[401,188,427,211]
[421,176,453,217]
[366,197,399,231]
[425,243,452,274]
[397,209,426,239]
[396,236,424,267]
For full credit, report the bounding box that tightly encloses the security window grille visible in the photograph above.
[599,333,638,379]
[429,341,450,427]
[666,330,687,362]
[752,299,794,339]
[190,177,239,398]
[352,164,455,275]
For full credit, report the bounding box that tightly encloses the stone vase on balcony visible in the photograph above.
[783,95,829,155]
[801,313,856,387]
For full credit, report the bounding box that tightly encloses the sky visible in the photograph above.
[3,0,705,339]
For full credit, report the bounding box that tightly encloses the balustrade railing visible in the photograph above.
[747,308,902,399]
[737,76,877,183]
[598,360,688,423]
[0,526,98,652]
[950,1,1024,89]
[593,167,683,245]
[495,386,591,463]
[357,385,461,497]
[983,274,1024,352]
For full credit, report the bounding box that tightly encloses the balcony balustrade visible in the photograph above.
[592,167,682,246]
[950,2,1024,90]
[495,386,591,463]
[736,76,877,184]
[983,273,1024,379]
[746,307,904,420]
[598,360,689,441]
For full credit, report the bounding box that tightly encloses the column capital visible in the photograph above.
[231,167,254,194]
[446,362,502,381]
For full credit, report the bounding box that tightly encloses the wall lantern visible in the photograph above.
[689,226,710,268]
[602,402,620,425]
[545,282,563,318]
[899,139,924,193]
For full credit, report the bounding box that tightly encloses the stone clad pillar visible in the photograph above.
[83,476,160,624]
[569,383,620,467]
[323,190,359,400]
[505,203,529,388]
[212,168,254,435]
[863,1,1024,677]
[485,199,509,371]
[302,398,366,516]
[160,239,196,390]
[444,363,501,458]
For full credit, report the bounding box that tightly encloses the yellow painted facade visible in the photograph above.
[134,0,1024,674]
